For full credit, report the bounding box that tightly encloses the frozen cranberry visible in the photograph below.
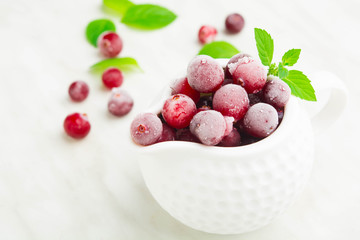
[170,77,200,103]
[230,57,267,94]
[162,94,197,129]
[212,84,249,121]
[218,128,241,147]
[175,128,200,143]
[189,110,226,146]
[242,103,279,138]
[63,113,91,139]
[157,123,176,142]
[98,32,123,58]
[277,108,284,123]
[68,81,89,102]
[130,113,163,146]
[224,116,234,136]
[225,53,251,78]
[108,88,133,117]
[263,76,291,108]
[225,13,245,33]
[198,25,217,44]
[102,68,124,89]
[187,55,224,93]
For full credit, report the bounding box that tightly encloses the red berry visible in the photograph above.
[108,88,133,117]
[162,94,197,129]
[263,76,291,108]
[225,13,245,33]
[171,77,200,103]
[98,32,123,58]
[187,55,224,93]
[225,53,251,78]
[130,113,163,146]
[68,81,89,102]
[230,57,267,94]
[157,123,176,142]
[218,128,241,147]
[242,103,279,138]
[213,84,249,121]
[189,110,226,146]
[102,68,124,89]
[175,128,200,143]
[198,25,217,44]
[63,113,91,139]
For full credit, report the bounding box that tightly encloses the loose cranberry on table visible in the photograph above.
[242,103,279,138]
[189,110,227,146]
[212,84,249,121]
[170,77,200,103]
[68,81,89,102]
[187,55,224,93]
[102,67,124,89]
[162,94,197,129]
[263,76,291,108]
[63,113,91,139]
[229,56,267,94]
[130,113,163,146]
[98,31,123,58]
[225,13,245,33]
[198,25,217,44]
[108,88,133,117]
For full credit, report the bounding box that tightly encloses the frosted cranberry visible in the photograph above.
[102,68,124,89]
[187,55,224,93]
[230,57,267,94]
[63,113,91,139]
[213,84,249,121]
[277,108,284,123]
[157,123,176,142]
[225,13,245,33]
[218,128,241,147]
[175,128,200,143]
[170,77,200,103]
[225,53,251,78]
[198,25,217,44]
[189,110,226,146]
[98,32,123,58]
[263,76,291,108]
[108,88,133,117]
[162,94,197,129]
[224,116,234,136]
[68,81,89,102]
[130,113,163,146]
[242,103,279,138]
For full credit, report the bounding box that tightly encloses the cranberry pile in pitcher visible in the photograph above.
[130,53,291,147]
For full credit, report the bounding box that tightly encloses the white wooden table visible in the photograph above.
[0,0,359,239]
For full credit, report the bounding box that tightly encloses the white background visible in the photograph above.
[0,0,359,239]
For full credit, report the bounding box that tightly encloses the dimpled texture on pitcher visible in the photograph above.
[138,100,314,234]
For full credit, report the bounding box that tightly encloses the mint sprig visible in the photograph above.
[254,28,316,101]
[103,0,135,16]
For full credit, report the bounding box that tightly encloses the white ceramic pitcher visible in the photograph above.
[134,60,348,234]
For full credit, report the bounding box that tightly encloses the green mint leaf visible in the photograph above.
[86,19,116,47]
[268,63,277,76]
[90,57,142,74]
[121,4,177,30]
[254,28,274,66]
[282,49,301,66]
[282,70,316,101]
[278,63,289,79]
[198,41,240,59]
[103,0,135,16]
